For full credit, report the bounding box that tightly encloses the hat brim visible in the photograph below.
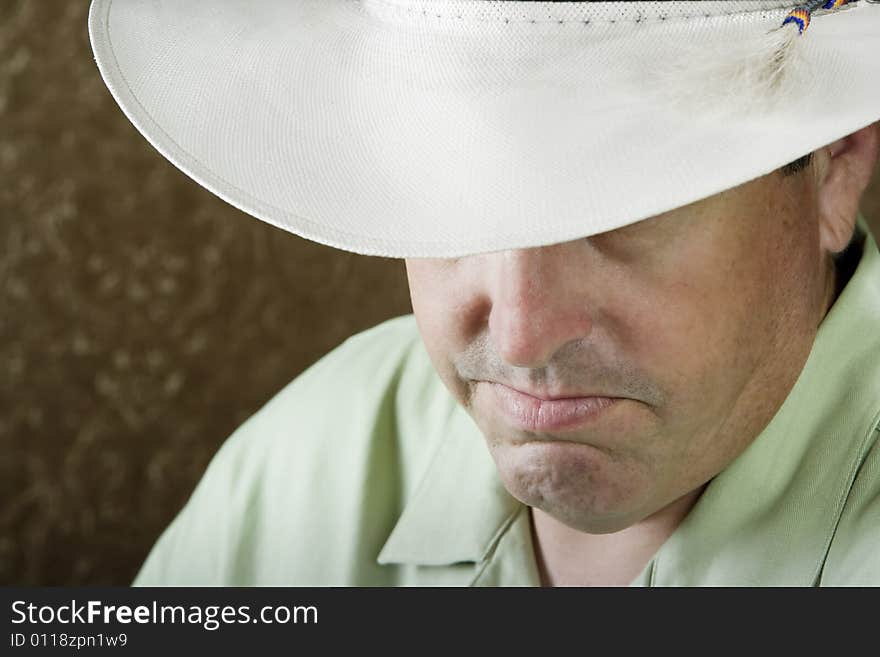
[89,0,880,258]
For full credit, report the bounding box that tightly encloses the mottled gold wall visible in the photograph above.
[2,1,879,585]
[1,0,413,585]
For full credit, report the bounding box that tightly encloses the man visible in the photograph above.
[89,0,880,585]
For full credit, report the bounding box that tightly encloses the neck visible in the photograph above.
[530,485,706,587]
[822,252,841,320]
[822,225,865,321]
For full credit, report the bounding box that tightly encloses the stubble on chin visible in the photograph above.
[483,433,654,534]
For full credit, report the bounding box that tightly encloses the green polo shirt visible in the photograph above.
[133,219,880,586]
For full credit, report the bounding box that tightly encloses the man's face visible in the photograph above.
[405,170,834,534]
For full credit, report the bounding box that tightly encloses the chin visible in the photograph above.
[488,438,652,534]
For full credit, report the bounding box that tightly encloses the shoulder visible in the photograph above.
[821,416,880,585]
[249,313,427,439]
[133,314,453,585]
[817,229,880,584]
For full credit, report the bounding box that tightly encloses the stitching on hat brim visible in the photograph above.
[361,0,796,24]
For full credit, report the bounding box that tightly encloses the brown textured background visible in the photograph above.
[2,1,879,586]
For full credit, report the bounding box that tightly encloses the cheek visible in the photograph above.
[608,248,779,423]
[612,223,819,468]
[405,262,473,401]
[406,261,455,337]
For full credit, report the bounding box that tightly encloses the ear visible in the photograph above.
[814,122,880,254]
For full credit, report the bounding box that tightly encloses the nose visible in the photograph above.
[486,246,593,369]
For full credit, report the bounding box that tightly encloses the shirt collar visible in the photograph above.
[376,398,523,566]
[378,217,880,585]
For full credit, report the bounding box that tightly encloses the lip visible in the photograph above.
[485,382,621,433]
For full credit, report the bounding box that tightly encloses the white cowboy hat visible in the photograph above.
[88,1,880,258]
